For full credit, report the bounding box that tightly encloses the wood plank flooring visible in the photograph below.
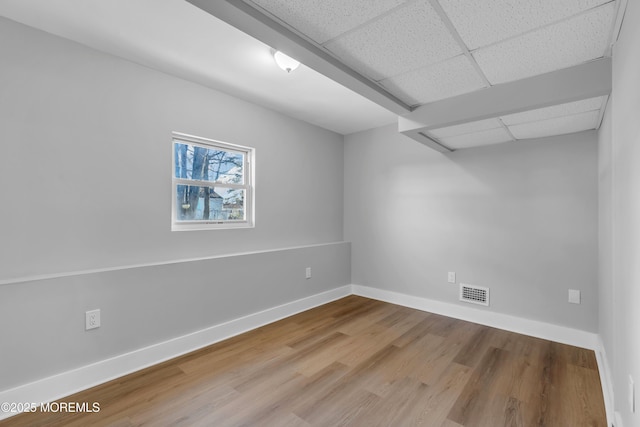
[0,296,606,426]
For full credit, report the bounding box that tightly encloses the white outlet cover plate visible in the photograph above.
[305,267,311,279]
[448,272,456,283]
[85,309,101,330]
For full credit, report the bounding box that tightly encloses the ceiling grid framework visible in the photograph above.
[239,0,619,150]
[427,0,492,87]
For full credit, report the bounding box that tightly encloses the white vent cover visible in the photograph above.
[460,283,489,306]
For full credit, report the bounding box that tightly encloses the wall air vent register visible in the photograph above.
[460,283,490,306]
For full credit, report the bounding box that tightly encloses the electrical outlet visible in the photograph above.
[448,272,456,284]
[305,267,311,279]
[568,289,581,304]
[85,309,100,330]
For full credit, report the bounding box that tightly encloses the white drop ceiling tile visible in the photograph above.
[249,0,405,44]
[380,55,486,106]
[439,127,514,149]
[473,2,616,84]
[324,0,462,80]
[501,96,604,125]
[508,110,600,139]
[430,118,503,138]
[439,0,610,50]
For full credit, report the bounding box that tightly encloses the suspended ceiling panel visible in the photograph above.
[439,0,610,50]
[380,55,486,105]
[439,127,513,150]
[429,118,503,139]
[250,0,405,44]
[473,2,615,84]
[501,96,604,125]
[323,0,461,81]
[508,110,601,139]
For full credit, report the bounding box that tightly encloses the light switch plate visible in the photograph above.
[448,272,456,284]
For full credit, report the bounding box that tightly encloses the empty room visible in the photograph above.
[0,0,638,426]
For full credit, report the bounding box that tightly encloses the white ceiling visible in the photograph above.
[0,0,397,135]
[0,0,622,149]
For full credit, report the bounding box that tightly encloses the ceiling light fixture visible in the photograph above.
[273,50,300,73]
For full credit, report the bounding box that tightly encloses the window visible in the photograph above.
[172,132,254,231]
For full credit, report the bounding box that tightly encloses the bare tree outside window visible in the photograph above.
[172,133,253,230]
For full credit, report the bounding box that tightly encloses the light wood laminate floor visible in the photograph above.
[1,296,606,426]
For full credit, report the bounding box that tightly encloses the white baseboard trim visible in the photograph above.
[351,285,599,350]
[595,337,616,427]
[0,285,352,421]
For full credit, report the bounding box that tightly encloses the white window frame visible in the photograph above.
[171,132,255,231]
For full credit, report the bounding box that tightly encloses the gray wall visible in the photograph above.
[0,16,344,281]
[598,102,614,371]
[599,0,640,424]
[345,125,598,331]
[0,18,349,391]
[0,243,350,390]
